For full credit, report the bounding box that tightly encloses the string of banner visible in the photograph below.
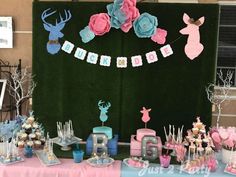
[60,36,182,68]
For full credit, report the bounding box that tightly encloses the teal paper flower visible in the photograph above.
[106,0,127,29]
[133,13,158,38]
[79,26,95,43]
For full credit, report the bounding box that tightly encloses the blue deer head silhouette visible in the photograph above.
[41,8,72,55]
[98,100,111,124]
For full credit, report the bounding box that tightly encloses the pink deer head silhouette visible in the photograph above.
[179,13,205,60]
[140,107,151,124]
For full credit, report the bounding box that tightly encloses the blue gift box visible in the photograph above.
[86,134,118,156]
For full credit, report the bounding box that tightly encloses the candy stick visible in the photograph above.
[188,146,191,161]
[180,125,184,142]
[173,125,175,143]
[164,126,168,142]
[169,125,171,137]
[177,128,180,143]
[69,120,73,134]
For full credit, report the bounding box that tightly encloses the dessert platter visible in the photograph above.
[35,135,60,166]
[0,138,24,165]
[86,153,114,167]
[123,157,149,169]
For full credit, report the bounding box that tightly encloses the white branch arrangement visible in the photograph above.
[205,70,233,128]
[7,67,36,117]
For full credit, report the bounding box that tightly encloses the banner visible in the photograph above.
[61,40,174,68]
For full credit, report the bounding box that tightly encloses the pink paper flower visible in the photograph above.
[89,13,111,36]
[120,0,140,33]
[151,28,167,45]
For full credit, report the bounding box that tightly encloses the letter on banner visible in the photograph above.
[146,51,158,63]
[92,133,108,156]
[160,44,173,58]
[74,47,87,60]
[100,55,111,67]
[87,52,98,64]
[141,135,158,160]
[61,41,74,54]
[131,55,143,67]
[117,57,127,68]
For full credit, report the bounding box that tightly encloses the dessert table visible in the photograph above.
[0,154,233,177]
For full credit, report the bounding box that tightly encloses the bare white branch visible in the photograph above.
[206,70,233,128]
[7,67,36,117]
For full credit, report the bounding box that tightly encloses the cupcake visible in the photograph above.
[27,116,35,124]
[20,133,28,140]
[195,117,203,129]
[22,123,26,129]
[200,129,206,134]
[17,141,25,148]
[16,132,22,139]
[33,122,39,129]
[192,128,199,135]
[40,137,46,146]
[34,140,42,148]
[35,131,41,139]
[29,133,36,140]
[27,140,34,147]
[24,124,32,133]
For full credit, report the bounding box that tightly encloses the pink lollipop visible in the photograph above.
[211,132,221,144]
[232,133,236,141]
[224,138,234,148]
[227,127,236,134]
[219,130,229,140]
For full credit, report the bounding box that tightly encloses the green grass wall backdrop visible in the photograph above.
[33,2,219,143]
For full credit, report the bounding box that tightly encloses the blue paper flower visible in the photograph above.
[133,12,158,38]
[79,26,95,43]
[106,0,127,29]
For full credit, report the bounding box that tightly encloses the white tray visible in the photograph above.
[0,157,24,165]
[51,136,82,146]
[35,150,61,166]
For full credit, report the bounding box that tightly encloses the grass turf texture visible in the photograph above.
[33,1,219,158]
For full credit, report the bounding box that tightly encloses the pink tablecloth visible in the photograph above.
[0,157,121,177]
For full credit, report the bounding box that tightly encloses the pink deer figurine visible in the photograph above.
[179,13,205,60]
[140,107,151,128]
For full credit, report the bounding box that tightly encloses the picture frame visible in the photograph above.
[0,79,7,110]
[0,17,13,48]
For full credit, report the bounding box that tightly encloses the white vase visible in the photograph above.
[222,148,236,164]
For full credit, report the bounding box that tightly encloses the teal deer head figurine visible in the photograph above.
[98,100,111,126]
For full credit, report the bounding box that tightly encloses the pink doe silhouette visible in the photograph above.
[140,107,151,128]
[179,13,205,60]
